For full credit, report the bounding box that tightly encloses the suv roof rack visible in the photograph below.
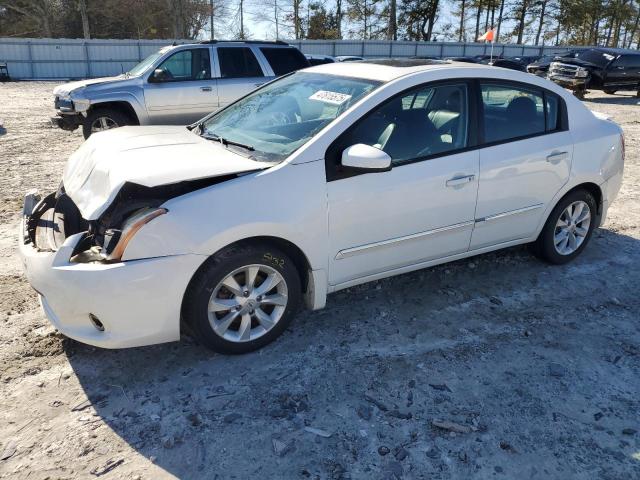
[198,40,290,46]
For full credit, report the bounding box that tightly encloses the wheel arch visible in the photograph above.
[227,236,313,294]
[564,182,603,224]
[87,101,140,125]
[179,235,316,337]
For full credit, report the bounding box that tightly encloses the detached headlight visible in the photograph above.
[576,68,589,78]
[104,207,167,261]
[55,96,74,111]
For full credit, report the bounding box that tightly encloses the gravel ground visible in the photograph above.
[0,82,639,480]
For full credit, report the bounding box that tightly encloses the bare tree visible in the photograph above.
[388,0,397,39]
[0,0,53,37]
[77,0,90,39]
[535,0,549,45]
[458,0,466,41]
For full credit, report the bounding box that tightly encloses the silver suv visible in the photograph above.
[51,40,309,138]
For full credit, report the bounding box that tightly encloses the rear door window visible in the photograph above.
[260,47,309,76]
[217,47,264,78]
[480,84,545,143]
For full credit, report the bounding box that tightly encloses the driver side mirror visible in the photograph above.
[341,144,392,172]
[149,68,170,83]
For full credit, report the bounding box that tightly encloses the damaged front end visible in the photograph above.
[26,175,237,263]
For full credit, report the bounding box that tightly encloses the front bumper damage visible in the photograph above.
[548,75,587,89]
[51,113,83,131]
[51,95,86,131]
[19,190,205,349]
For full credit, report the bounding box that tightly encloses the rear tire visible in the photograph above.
[531,189,597,265]
[183,244,302,354]
[82,108,131,139]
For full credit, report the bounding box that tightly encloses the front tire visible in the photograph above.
[82,108,131,139]
[532,189,597,265]
[183,244,302,354]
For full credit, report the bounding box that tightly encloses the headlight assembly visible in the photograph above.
[575,68,589,78]
[104,207,167,261]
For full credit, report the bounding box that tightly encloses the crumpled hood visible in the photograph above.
[53,75,126,97]
[553,58,601,70]
[63,126,271,220]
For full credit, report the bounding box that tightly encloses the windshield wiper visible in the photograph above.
[202,133,255,152]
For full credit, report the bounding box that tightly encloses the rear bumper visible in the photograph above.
[19,194,205,348]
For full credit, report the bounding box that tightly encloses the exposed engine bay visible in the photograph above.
[25,174,239,263]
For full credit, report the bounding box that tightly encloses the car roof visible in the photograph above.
[588,47,640,56]
[169,40,295,49]
[305,58,483,82]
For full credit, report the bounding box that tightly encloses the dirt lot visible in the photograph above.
[0,82,639,480]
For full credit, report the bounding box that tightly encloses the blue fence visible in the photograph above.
[0,37,586,80]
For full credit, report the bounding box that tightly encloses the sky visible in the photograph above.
[200,0,476,43]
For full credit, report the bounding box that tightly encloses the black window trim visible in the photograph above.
[475,78,568,148]
[325,78,478,182]
[216,45,265,79]
[325,77,569,182]
[147,47,213,84]
[259,46,310,76]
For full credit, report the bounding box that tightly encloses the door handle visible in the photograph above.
[200,86,212,92]
[446,174,475,187]
[546,151,568,164]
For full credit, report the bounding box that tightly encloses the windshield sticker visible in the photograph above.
[309,90,352,105]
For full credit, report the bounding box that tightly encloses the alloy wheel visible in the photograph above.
[91,116,118,132]
[207,264,288,343]
[554,200,591,255]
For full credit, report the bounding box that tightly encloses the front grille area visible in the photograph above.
[549,62,579,77]
[27,188,88,252]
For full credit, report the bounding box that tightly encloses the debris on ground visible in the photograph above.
[431,419,475,434]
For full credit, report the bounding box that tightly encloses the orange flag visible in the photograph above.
[478,28,495,42]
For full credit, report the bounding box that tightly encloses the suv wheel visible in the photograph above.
[603,89,617,95]
[83,108,130,139]
[531,189,597,265]
[183,244,302,354]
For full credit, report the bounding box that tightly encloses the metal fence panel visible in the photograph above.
[0,37,596,80]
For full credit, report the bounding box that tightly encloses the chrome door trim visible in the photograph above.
[335,221,475,260]
[475,203,544,224]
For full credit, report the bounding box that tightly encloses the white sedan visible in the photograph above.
[19,59,625,353]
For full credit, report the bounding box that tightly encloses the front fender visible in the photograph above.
[120,161,328,273]
[84,89,149,124]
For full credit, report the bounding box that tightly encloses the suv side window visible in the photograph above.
[612,55,640,68]
[156,48,211,81]
[218,47,263,78]
[259,47,309,76]
[337,83,469,166]
[480,83,545,143]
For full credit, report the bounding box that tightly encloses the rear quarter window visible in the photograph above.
[260,47,310,76]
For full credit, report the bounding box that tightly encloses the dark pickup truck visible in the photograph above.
[548,47,640,99]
